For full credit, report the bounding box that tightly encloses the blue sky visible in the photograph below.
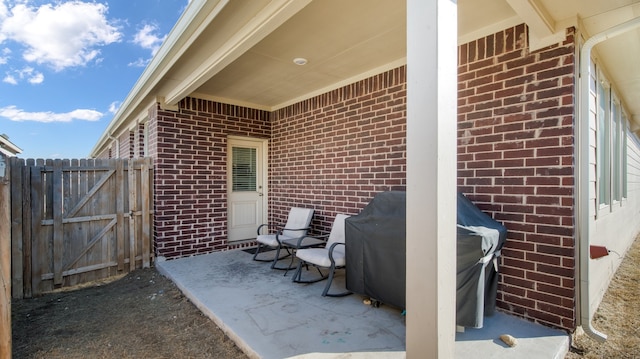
[0,0,188,158]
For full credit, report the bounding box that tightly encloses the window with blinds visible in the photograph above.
[232,147,257,191]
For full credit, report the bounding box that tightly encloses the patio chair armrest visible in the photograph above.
[299,232,329,242]
[292,232,329,248]
[273,226,310,244]
[280,226,311,232]
[256,223,283,235]
[328,242,345,263]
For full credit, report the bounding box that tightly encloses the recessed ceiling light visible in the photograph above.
[293,57,308,65]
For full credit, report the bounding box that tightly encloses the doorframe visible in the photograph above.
[227,135,269,240]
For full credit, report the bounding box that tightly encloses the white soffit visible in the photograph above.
[94,0,640,158]
[179,0,640,116]
[190,0,407,111]
[163,0,312,106]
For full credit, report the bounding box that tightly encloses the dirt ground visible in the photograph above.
[565,234,640,358]
[11,235,640,359]
[12,268,248,359]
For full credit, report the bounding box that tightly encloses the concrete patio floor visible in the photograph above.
[156,249,570,359]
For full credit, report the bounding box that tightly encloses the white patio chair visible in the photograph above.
[292,214,352,297]
[252,207,315,270]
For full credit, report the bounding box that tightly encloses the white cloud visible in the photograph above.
[0,1,122,71]
[0,47,10,64]
[133,23,165,56]
[3,74,17,84]
[0,105,103,123]
[28,71,43,84]
[128,57,148,68]
[108,101,120,114]
[0,2,8,33]
[3,66,44,85]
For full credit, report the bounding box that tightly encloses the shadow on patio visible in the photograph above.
[157,250,569,359]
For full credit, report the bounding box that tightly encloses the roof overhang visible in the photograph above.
[0,134,22,156]
[91,0,640,156]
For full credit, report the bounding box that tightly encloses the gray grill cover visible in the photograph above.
[344,191,507,328]
[345,191,406,309]
[456,192,507,328]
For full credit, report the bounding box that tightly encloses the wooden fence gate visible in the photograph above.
[10,158,153,299]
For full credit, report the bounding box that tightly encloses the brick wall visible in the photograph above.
[147,105,158,159]
[116,130,133,158]
[149,68,406,257]
[135,122,145,158]
[149,100,270,258]
[97,121,144,159]
[457,25,576,330]
[94,147,108,159]
[270,67,407,232]
[129,130,135,158]
[145,32,575,330]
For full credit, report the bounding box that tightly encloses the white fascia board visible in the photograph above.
[0,136,22,155]
[90,0,228,157]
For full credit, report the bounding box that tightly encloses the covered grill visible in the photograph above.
[456,192,507,328]
[345,191,406,309]
[344,191,507,328]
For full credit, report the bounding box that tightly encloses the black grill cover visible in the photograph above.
[345,191,406,309]
[344,191,507,328]
[456,192,507,328]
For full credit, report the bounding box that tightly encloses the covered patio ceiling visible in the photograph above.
[92,0,640,155]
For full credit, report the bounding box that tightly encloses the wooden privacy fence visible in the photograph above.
[1,154,11,358]
[10,158,153,299]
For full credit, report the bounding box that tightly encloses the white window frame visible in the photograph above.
[596,73,611,211]
[611,94,622,206]
[621,111,629,202]
[594,65,630,216]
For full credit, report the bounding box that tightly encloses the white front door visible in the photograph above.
[227,137,267,242]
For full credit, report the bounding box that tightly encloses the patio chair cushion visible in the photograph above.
[256,233,296,247]
[295,214,350,268]
[296,247,346,268]
[253,207,315,270]
[325,214,348,248]
[255,207,314,248]
[281,207,315,239]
